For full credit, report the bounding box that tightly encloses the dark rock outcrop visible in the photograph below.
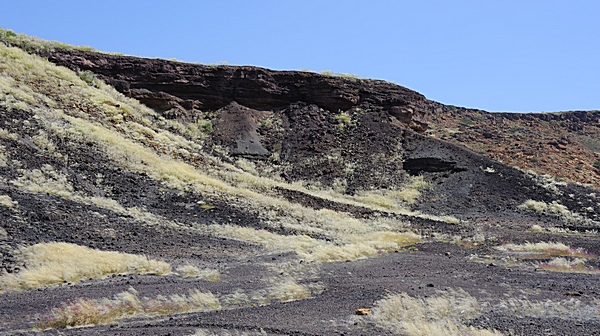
[42,49,431,132]
[212,102,269,156]
[403,158,467,175]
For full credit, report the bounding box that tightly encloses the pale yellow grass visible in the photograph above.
[352,175,430,209]
[495,241,571,253]
[518,199,548,213]
[176,265,220,282]
[1,28,97,53]
[496,241,595,258]
[37,287,219,329]
[209,224,420,262]
[218,278,318,308]
[12,164,75,199]
[518,200,594,225]
[530,224,544,232]
[497,296,600,320]
[0,194,15,208]
[371,290,502,336]
[0,242,171,292]
[0,145,7,167]
[263,278,312,303]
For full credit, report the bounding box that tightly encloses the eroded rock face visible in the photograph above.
[389,105,429,132]
[403,158,466,175]
[212,102,269,157]
[42,49,431,133]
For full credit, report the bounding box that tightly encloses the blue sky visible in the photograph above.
[1,1,598,112]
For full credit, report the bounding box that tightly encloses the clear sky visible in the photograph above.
[1,1,598,112]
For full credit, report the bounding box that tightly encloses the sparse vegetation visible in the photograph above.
[0,194,15,208]
[11,164,75,199]
[351,175,431,209]
[334,110,355,130]
[77,70,97,85]
[538,257,600,274]
[176,265,220,281]
[36,277,317,329]
[495,241,594,259]
[525,171,567,195]
[529,224,598,236]
[0,27,97,53]
[518,199,597,225]
[319,70,361,80]
[262,278,313,303]
[460,118,473,126]
[0,242,171,292]
[371,290,501,336]
[37,287,219,329]
[495,297,600,320]
[0,145,7,167]
[470,240,600,274]
[199,119,213,133]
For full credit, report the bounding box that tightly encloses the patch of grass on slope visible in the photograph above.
[371,290,502,336]
[0,242,170,292]
[0,27,97,53]
[37,287,219,329]
[37,277,316,329]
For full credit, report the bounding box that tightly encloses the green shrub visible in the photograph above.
[200,121,213,133]
[460,118,473,126]
[334,111,355,130]
[78,70,96,85]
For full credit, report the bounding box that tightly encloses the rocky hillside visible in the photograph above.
[38,47,600,191]
[1,30,600,335]
[426,104,600,189]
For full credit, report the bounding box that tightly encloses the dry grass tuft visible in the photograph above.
[11,164,75,199]
[219,277,322,308]
[495,241,594,259]
[530,224,544,232]
[0,242,171,292]
[264,278,313,303]
[537,257,600,274]
[518,200,596,225]
[472,242,598,274]
[371,290,502,336]
[37,287,220,329]
[518,199,548,213]
[496,296,600,320]
[0,194,16,208]
[176,265,220,282]
[356,175,431,208]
